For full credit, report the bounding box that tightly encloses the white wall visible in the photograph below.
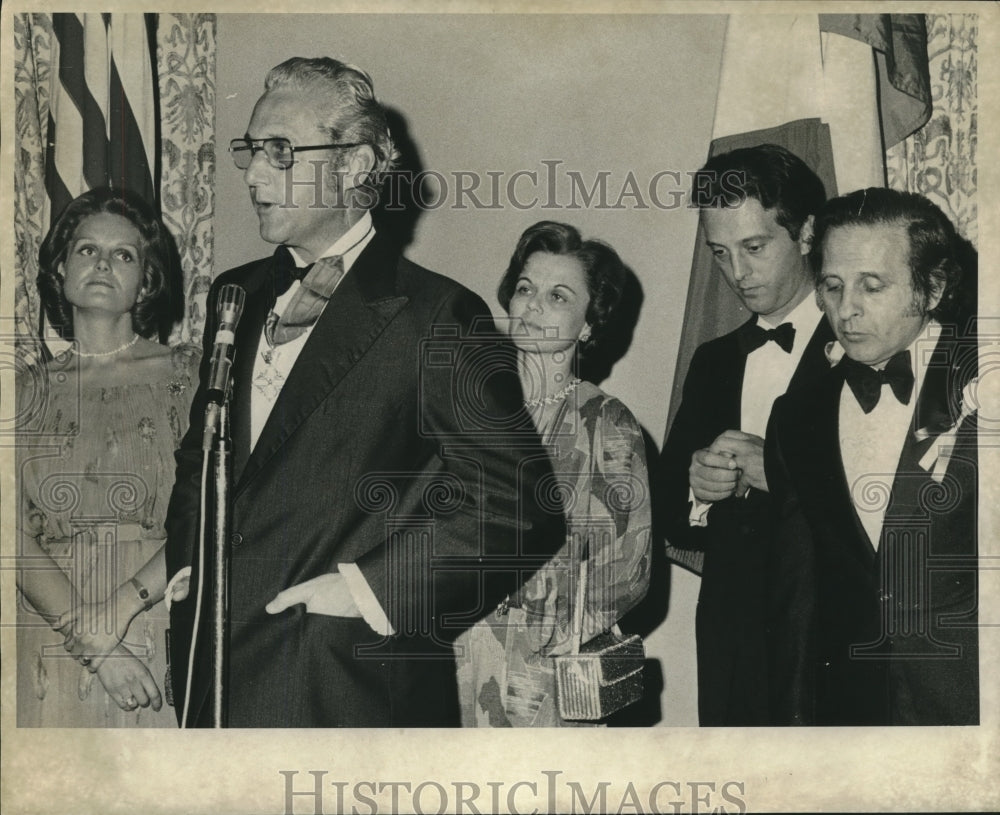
[215,13,728,725]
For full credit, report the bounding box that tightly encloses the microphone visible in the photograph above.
[203,284,246,450]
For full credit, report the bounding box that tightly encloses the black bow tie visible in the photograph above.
[840,350,914,414]
[272,245,314,297]
[739,321,796,355]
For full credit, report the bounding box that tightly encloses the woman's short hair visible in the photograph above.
[809,187,966,322]
[38,187,177,340]
[497,221,627,351]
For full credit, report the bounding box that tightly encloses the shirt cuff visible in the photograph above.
[688,488,712,527]
[164,567,192,612]
[338,562,395,636]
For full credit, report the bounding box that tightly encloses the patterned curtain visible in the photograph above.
[12,14,52,344]
[158,14,216,345]
[12,13,216,349]
[886,14,977,246]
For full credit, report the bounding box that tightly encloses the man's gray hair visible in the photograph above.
[264,56,400,189]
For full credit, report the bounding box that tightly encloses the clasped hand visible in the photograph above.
[57,604,162,712]
[689,429,768,503]
[95,645,162,713]
[57,599,128,668]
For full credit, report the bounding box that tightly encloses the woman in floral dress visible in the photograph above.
[456,221,651,727]
[16,188,197,726]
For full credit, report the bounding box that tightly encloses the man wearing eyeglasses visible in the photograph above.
[164,57,560,727]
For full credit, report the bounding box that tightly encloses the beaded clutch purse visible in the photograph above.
[556,630,645,721]
[554,560,645,721]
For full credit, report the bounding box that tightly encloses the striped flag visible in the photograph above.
[44,13,158,227]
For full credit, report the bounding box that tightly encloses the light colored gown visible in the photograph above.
[16,345,198,727]
[455,380,651,726]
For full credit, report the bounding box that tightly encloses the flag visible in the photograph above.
[44,13,158,228]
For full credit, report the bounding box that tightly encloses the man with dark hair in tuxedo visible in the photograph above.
[660,144,832,725]
[164,56,560,727]
[765,187,978,725]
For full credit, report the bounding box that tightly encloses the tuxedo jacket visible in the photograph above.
[658,315,834,725]
[164,232,561,727]
[765,334,979,725]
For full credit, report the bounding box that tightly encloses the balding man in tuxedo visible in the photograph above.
[765,187,978,725]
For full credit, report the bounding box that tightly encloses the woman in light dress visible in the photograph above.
[456,221,651,727]
[16,187,197,726]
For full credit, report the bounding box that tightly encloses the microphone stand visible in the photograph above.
[210,400,232,728]
[195,281,244,729]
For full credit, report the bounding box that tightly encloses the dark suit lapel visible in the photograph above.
[773,314,873,555]
[729,346,747,432]
[787,314,835,392]
[908,335,966,458]
[884,334,968,521]
[230,267,274,482]
[810,369,879,565]
[235,234,408,494]
[725,320,753,431]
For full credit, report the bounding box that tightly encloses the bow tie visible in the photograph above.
[272,244,314,297]
[840,350,914,414]
[739,321,796,354]
[265,250,347,349]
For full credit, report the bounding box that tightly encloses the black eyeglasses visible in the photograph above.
[229,137,366,170]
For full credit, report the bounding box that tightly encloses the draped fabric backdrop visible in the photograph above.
[12,13,216,352]
[155,14,217,346]
[886,14,978,248]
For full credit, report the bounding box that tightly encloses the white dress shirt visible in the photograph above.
[689,294,824,526]
[249,212,374,449]
[247,213,392,635]
[741,294,823,438]
[838,320,940,550]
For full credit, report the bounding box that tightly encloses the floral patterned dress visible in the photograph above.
[16,346,199,727]
[455,380,651,726]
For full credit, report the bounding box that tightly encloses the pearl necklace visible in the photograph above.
[523,377,581,408]
[73,334,139,359]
